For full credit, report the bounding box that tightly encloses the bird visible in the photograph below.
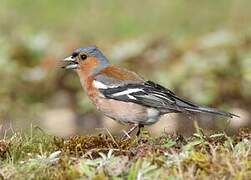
[62,45,239,136]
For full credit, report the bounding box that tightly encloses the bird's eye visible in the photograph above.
[79,54,87,60]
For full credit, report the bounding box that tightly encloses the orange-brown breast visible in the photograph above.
[76,58,100,100]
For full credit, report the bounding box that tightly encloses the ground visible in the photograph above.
[0,126,250,179]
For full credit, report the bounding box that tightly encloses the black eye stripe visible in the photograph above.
[72,51,79,57]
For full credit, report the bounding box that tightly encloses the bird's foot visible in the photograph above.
[136,124,144,136]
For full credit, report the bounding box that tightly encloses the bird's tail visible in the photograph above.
[183,105,239,118]
[171,94,239,118]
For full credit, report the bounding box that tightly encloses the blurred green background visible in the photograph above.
[1,0,251,137]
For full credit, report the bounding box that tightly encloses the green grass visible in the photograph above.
[2,0,251,40]
[1,127,251,179]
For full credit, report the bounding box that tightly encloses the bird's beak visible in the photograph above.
[62,56,79,69]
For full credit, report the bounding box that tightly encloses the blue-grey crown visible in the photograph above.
[72,45,109,65]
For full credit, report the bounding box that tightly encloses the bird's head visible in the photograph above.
[63,45,110,75]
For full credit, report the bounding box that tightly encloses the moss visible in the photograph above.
[57,134,133,158]
[1,128,251,179]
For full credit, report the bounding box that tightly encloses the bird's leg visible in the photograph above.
[122,124,138,139]
[136,124,144,136]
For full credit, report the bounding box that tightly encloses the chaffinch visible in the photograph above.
[63,45,238,136]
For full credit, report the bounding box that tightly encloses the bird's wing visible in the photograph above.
[95,80,238,118]
[93,77,184,113]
